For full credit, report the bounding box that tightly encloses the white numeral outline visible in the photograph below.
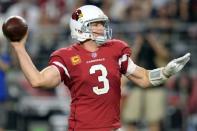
[89,64,109,95]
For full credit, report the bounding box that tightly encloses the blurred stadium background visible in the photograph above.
[0,0,196,131]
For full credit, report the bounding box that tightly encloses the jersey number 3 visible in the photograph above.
[89,64,109,95]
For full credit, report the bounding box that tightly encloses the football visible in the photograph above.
[2,16,28,42]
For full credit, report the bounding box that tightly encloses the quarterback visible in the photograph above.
[10,5,190,131]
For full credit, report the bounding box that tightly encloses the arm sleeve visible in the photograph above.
[48,56,70,82]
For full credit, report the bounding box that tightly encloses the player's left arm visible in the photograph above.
[126,53,191,88]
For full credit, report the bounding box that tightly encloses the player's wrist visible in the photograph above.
[148,67,168,86]
[12,43,26,52]
[162,67,172,78]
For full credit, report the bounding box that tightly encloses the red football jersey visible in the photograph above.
[49,39,131,130]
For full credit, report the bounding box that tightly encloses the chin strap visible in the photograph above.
[94,37,107,45]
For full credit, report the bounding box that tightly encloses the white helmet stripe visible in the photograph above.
[53,61,70,78]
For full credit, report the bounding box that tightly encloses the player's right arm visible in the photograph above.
[10,33,61,89]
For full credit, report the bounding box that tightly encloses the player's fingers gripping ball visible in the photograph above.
[2,15,28,42]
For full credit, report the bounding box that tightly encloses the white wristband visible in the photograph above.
[125,57,137,76]
[149,67,168,86]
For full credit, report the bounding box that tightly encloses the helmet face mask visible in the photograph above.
[70,5,112,45]
[82,20,112,44]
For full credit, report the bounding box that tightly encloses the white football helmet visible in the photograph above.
[70,5,112,45]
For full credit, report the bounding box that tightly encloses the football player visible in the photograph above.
[10,5,190,131]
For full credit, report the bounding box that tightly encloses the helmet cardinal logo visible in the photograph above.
[72,9,83,21]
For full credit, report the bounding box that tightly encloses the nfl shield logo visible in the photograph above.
[91,52,97,58]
